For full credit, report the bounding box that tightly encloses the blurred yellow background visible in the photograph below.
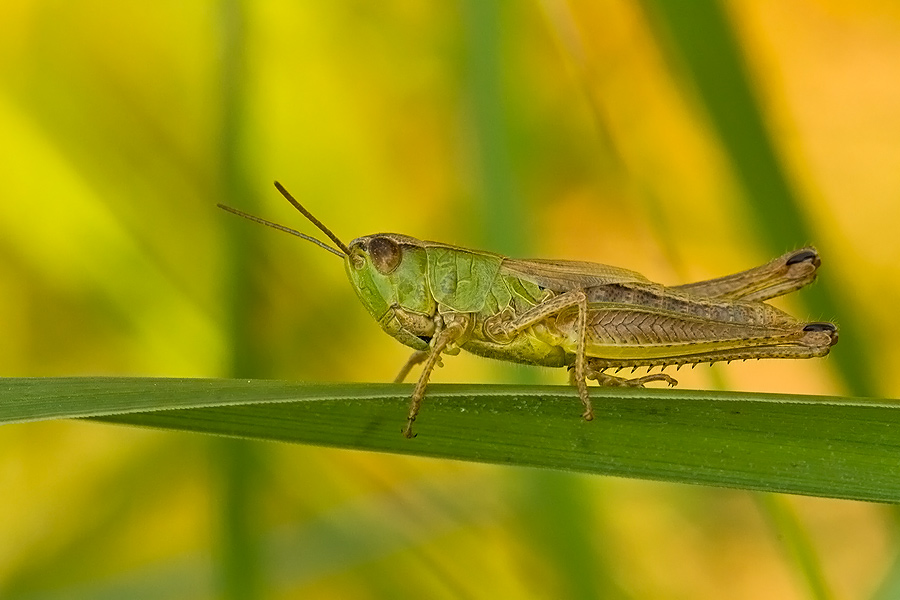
[1,0,899,598]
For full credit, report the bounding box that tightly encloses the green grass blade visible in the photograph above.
[460,0,527,256]
[513,470,629,600]
[2,378,898,503]
[757,494,835,600]
[217,0,264,594]
[871,507,900,600]
[640,0,873,397]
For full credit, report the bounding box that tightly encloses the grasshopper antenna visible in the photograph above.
[273,181,352,256]
[217,194,347,258]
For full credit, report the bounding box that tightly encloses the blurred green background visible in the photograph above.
[2,0,899,598]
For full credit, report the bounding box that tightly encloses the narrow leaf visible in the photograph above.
[1,378,898,503]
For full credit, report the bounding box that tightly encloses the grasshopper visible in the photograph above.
[219,182,838,438]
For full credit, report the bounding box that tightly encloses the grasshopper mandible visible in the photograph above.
[219,182,838,438]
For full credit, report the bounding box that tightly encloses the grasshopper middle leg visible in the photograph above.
[486,289,596,421]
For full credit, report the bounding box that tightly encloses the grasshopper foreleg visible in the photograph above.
[394,351,429,384]
[403,315,469,439]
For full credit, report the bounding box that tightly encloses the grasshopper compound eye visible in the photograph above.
[369,236,401,274]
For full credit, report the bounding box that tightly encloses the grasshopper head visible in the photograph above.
[345,233,430,322]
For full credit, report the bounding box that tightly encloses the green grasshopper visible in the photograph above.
[219,182,838,438]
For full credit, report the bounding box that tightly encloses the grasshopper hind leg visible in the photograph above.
[570,362,678,388]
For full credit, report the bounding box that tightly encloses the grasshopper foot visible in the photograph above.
[402,419,417,439]
[629,373,678,387]
[581,366,679,388]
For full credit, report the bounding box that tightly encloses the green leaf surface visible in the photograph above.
[2,378,898,503]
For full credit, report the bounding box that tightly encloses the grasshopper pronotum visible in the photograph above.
[220,183,838,438]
